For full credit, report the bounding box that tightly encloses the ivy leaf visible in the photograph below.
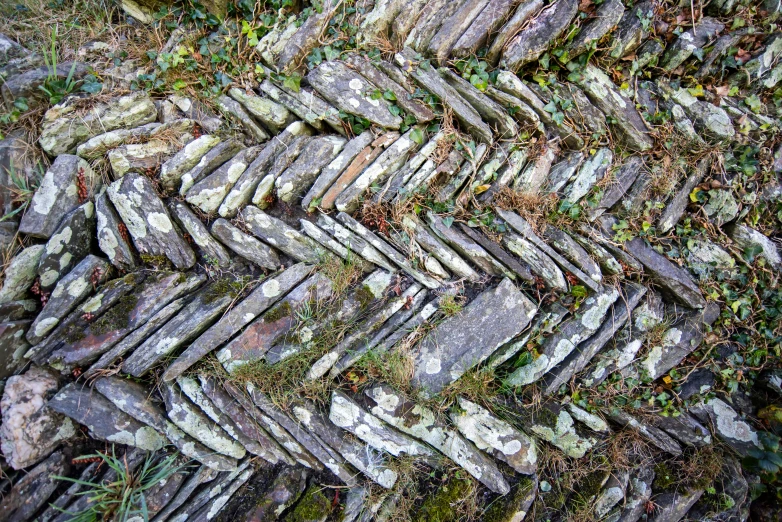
[388,104,402,117]
[283,74,301,93]
[410,127,424,145]
[323,45,340,61]
[442,216,454,228]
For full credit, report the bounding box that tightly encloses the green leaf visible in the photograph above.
[442,216,454,228]
[283,74,301,93]
[383,89,396,101]
[410,128,424,145]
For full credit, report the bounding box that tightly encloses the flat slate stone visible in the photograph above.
[568,0,624,57]
[507,288,619,386]
[63,271,204,373]
[259,79,344,135]
[660,17,725,71]
[663,83,735,142]
[501,0,578,70]
[168,461,251,520]
[75,122,160,159]
[228,87,294,133]
[159,135,222,191]
[240,206,321,263]
[95,190,136,271]
[427,212,511,278]
[316,212,396,272]
[26,254,109,345]
[457,223,536,283]
[19,154,100,239]
[0,320,30,379]
[541,226,602,283]
[186,146,262,214]
[168,200,231,267]
[412,278,536,397]
[308,61,402,129]
[187,464,255,522]
[658,157,711,234]
[451,397,537,474]
[426,0,490,64]
[163,264,311,381]
[276,135,346,203]
[402,214,481,281]
[220,121,313,217]
[329,390,435,459]
[404,0,464,52]
[251,135,315,208]
[502,232,568,292]
[107,172,196,270]
[646,410,712,448]
[39,92,157,155]
[486,0,544,64]
[243,466,307,522]
[728,223,782,270]
[0,244,44,304]
[36,201,95,292]
[210,218,281,270]
[276,0,340,72]
[440,67,518,139]
[451,0,516,59]
[49,383,166,451]
[0,451,67,522]
[121,279,237,376]
[216,95,269,142]
[649,489,703,522]
[180,139,244,195]
[108,139,182,178]
[365,383,510,494]
[525,402,597,458]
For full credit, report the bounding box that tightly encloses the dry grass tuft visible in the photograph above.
[493,186,558,233]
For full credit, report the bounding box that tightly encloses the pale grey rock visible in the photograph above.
[75,122,161,159]
[240,206,320,263]
[690,397,760,456]
[403,0,465,52]
[511,143,557,193]
[588,155,644,219]
[179,139,244,195]
[210,218,281,269]
[95,190,136,271]
[18,155,99,239]
[188,464,255,522]
[594,470,628,519]
[0,244,44,304]
[168,200,230,267]
[658,157,712,233]
[241,466,306,521]
[300,219,370,270]
[545,151,584,193]
[451,397,537,474]
[276,0,341,72]
[107,139,181,178]
[402,214,481,281]
[502,232,568,292]
[412,278,536,396]
[501,0,578,70]
[0,367,74,470]
[316,212,396,272]
[216,95,269,142]
[646,410,712,448]
[0,33,29,66]
[67,271,205,375]
[162,264,311,381]
[36,201,95,292]
[457,222,536,283]
[26,255,109,344]
[525,403,597,458]
[308,61,402,129]
[395,48,492,143]
[121,279,236,376]
[439,67,518,138]
[571,64,653,151]
[221,121,313,216]
[259,79,344,135]
[168,461,252,520]
[606,1,653,61]
[541,226,602,283]
[451,0,517,59]
[251,135,315,209]
[0,299,36,322]
[3,62,89,109]
[728,223,781,270]
[569,0,624,57]
[356,0,403,47]
[151,465,219,522]
[255,13,298,65]
[649,489,703,522]
[488,301,569,369]
[663,83,735,142]
[186,146,261,214]
[293,401,397,488]
[615,466,655,522]
[39,92,157,155]
[365,383,510,494]
[49,383,166,451]
[337,212,441,288]
[378,132,442,202]
[486,0,545,64]
[427,212,511,278]
[228,87,294,133]
[276,135,346,203]
[0,321,29,379]
[661,17,725,71]
[329,390,435,458]
[686,238,735,280]
[108,172,196,270]
[159,135,222,191]
[426,0,491,64]
[507,288,620,386]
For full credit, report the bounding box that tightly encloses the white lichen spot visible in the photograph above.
[148,212,173,233]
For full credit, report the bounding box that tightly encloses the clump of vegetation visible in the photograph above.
[439,294,464,317]
[53,449,188,522]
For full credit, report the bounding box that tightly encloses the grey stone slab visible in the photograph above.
[507,288,619,386]
[151,465,219,522]
[486,0,544,65]
[240,206,321,263]
[1,451,67,522]
[330,390,435,459]
[690,397,760,457]
[210,218,281,270]
[75,122,161,159]
[396,48,492,143]
[316,212,396,272]
[18,155,100,239]
[167,461,251,520]
[563,148,614,207]
[377,132,441,203]
[26,255,109,345]
[299,219,370,271]
[365,383,510,494]
[502,232,568,291]
[427,212,511,278]
[649,489,703,522]
[588,155,644,220]
[186,146,262,214]
[501,0,578,70]
[31,201,91,292]
[228,87,294,133]
[199,374,294,465]
[187,464,255,522]
[0,320,30,379]
[107,139,182,178]
[0,299,36,322]
[568,0,624,58]
[661,17,725,71]
[401,214,481,281]
[216,95,269,142]
[524,402,598,458]
[239,466,306,522]
[39,92,157,155]
[412,278,536,396]
[541,226,602,283]
[451,397,537,474]
[162,264,311,381]
[168,200,230,267]
[511,144,557,193]
[95,190,136,271]
[646,410,712,448]
[658,157,711,233]
[276,0,341,72]
[425,0,490,64]
[605,1,653,61]
[258,79,344,135]
[0,244,44,304]
[728,223,782,270]
[179,139,244,195]
[75,272,204,375]
[451,0,517,59]
[37,461,100,522]
[293,401,397,488]
[107,172,195,269]
[159,135,222,191]
[221,121,313,217]
[403,0,465,52]
[252,135,316,208]
[121,279,237,376]
[457,223,536,283]
[49,383,166,451]
[276,135,346,203]
[662,82,735,142]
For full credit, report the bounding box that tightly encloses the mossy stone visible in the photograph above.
[354,284,375,309]
[483,476,536,522]
[91,293,139,336]
[264,301,292,322]
[285,486,331,522]
[413,477,473,522]
[140,253,173,269]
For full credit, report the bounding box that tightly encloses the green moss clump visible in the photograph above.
[91,294,139,336]
[264,301,292,322]
[203,278,245,304]
[532,405,559,427]
[354,284,375,309]
[286,486,331,522]
[140,254,171,268]
[413,477,473,522]
[483,476,535,522]
[654,462,676,490]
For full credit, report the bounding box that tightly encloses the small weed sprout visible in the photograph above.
[439,294,465,317]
